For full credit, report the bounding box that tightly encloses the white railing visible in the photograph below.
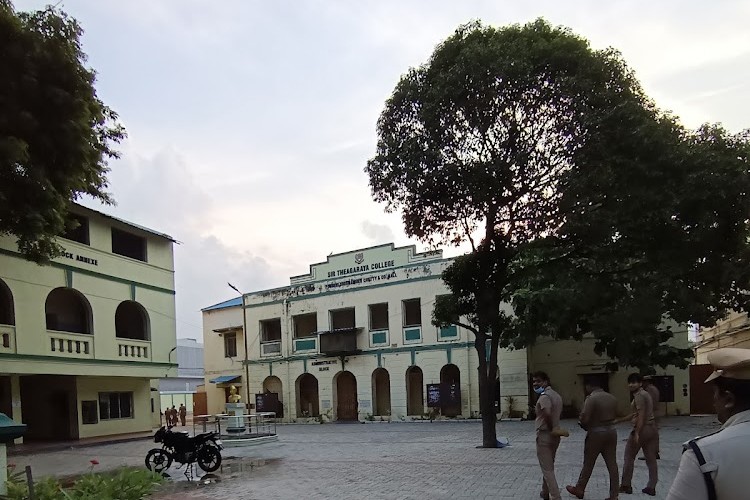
[48,330,94,359]
[260,341,281,357]
[117,338,151,360]
[0,324,15,354]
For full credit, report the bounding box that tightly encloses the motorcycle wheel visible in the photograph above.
[145,448,173,473]
[197,445,222,472]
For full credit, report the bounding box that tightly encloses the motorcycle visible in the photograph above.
[145,425,223,478]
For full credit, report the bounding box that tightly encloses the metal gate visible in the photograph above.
[690,364,715,415]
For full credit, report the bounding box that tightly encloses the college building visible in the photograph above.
[201,243,690,422]
[0,204,177,442]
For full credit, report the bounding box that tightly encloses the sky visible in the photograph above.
[14,0,750,341]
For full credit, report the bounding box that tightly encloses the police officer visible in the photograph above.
[619,372,658,496]
[641,375,662,460]
[565,379,619,500]
[666,347,750,500]
[532,371,563,500]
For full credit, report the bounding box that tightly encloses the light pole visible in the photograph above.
[227,283,251,408]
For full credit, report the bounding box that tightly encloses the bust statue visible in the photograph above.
[227,385,241,403]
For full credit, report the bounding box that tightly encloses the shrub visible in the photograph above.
[3,467,163,500]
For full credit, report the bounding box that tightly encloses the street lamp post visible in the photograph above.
[228,283,251,408]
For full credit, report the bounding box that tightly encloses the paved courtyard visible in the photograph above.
[14,416,718,499]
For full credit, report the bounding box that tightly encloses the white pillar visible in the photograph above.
[0,443,7,495]
[11,375,22,444]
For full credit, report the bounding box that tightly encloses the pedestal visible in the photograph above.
[225,403,247,434]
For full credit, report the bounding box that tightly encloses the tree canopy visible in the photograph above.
[366,18,750,445]
[0,1,124,263]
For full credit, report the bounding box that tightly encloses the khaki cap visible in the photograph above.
[705,348,750,383]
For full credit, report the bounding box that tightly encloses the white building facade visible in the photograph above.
[202,244,530,422]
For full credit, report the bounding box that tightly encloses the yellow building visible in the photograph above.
[0,204,177,442]
[695,311,750,364]
[200,244,691,422]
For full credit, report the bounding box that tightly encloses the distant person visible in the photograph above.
[163,407,170,426]
[640,375,662,460]
[532,371,563,500]
[667,348,750,500]
[179,403,187,426]
[618,372,658,496]
[170,405,177,426]
[566,379,619,500]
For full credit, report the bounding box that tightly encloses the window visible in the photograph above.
[224,332,237,358]
[260,319,282,342]
[368,303,388,331]
[81,400,98,424]
[293,313,317,338]
[111,228,147,262]
[330,308,355,330]
[402,299,421,327]
[98,392,133,420]
[61,215,90,245]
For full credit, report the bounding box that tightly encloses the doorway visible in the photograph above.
[19,375,78,441]
[262,376,284,418]
[296,373,320,418]
[406,366,424,416]
[440,364,461,417]
[372,368,391,416]
[334,371,358,420]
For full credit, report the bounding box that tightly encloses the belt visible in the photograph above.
[588,425,615,432]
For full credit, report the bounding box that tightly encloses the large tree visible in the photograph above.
[366,19,750,447]
[0,1,124,263]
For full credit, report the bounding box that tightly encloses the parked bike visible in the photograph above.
[145,425,223,477]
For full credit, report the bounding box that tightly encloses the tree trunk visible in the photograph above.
[476,335,498,447]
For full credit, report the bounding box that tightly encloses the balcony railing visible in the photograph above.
[260,341,281,357]
[48,330,94,359]
[0,324,16,354]
[117,338,151,360]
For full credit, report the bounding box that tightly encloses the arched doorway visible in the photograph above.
[45,287,92,334]
[406,366,424,416]
[115,301,150,340]
[0,279,14,326]
[262,376,284,418]
[372,368,391,416]
[296,373,319,417]
[333,371,358,420]
[440,364,461,417]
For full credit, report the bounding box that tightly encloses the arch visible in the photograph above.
[440,364,461,417]
[0,279,14,326]
[45,287,92,334]
[371,368,391,417]
[262,375,284,418]
[115,301,150,340]
[405,366,424,416]
[295,373,320,417]
[333,371,358,420]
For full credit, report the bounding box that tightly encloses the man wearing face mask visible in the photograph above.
[532,371,563,500]
[666,347,750,500]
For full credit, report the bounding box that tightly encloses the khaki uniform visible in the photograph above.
[572,388,619,499]
[622,388,658,490]
[645,383,662,453]
[536,387,563,500]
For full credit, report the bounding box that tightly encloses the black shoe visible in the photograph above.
[619,485,633,494]
[642,487,656,496]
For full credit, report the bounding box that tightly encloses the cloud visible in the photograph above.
[361,220,395,244]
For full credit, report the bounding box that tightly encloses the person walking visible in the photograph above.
[179,403,187,426]
[667,347,750,500]
[565,379,619,500]
[640,375,662,460]
[169,405,177,426]
[619,373,658,496]
[532,371,563,500]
